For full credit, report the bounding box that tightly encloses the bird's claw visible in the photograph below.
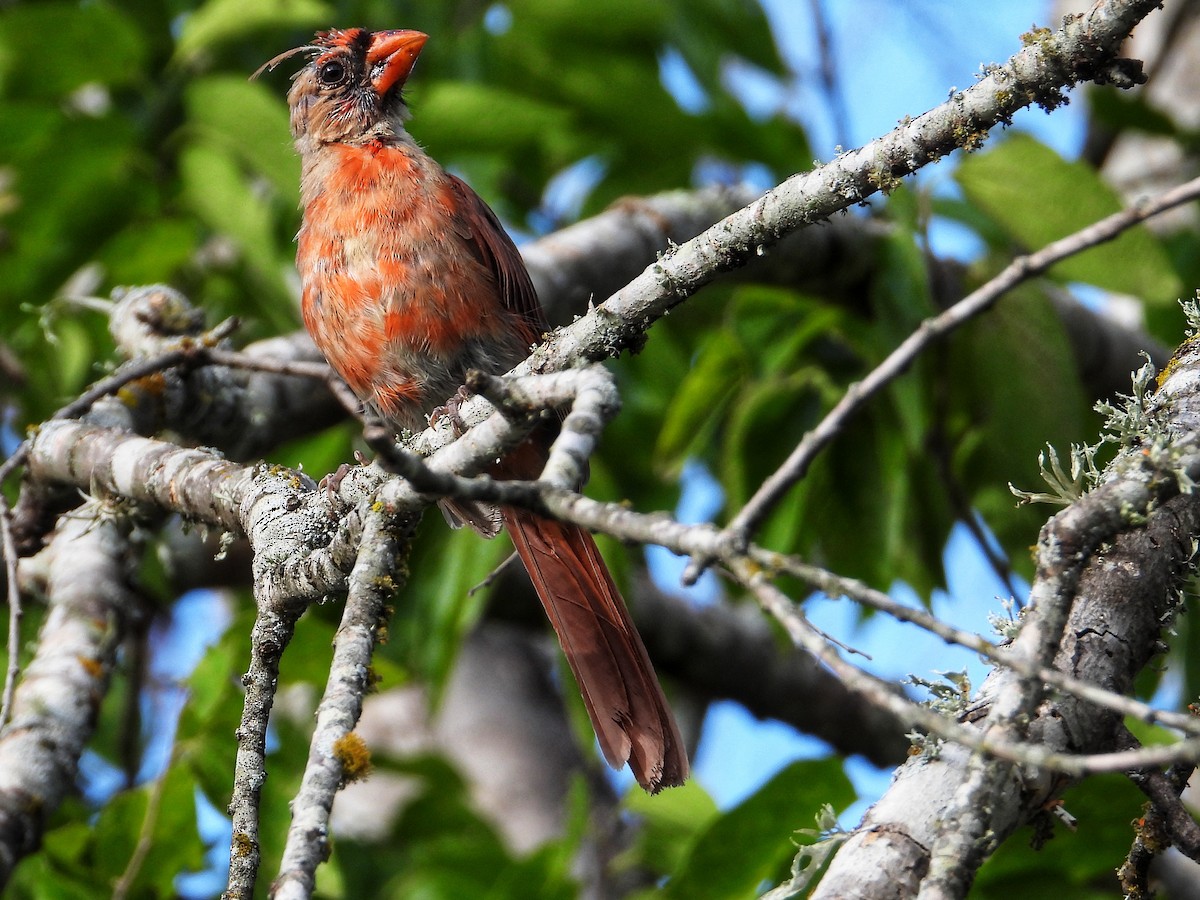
[430,384,472,436]
[320,462,353,499]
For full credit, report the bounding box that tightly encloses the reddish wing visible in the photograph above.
[446,175,688,790]
[446,173,547,337]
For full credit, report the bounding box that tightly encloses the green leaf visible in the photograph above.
[866,226,936,452]
[9,851,106,900]
[948,283,1093,563]
[41,817,95,870]
[956,133,1182,304]
[698,101,808,181]
[174,0,330,64]
[1089,87,1181,139]
[1178,600,1200,710]
[279,603,338,687]
[0,2,146,98]
[783,405,939,593]
[416,82,579,165]
[657,331,747,467]
[722,367,828,510]
[0,116,140,303]
[185,76,299,201]
[733,287,843,376]
[389,522,511,695]
[97,219,201,286]
[271,422,358,483]
[1122,713,1177,749]
[177,618,247,802]
[338,755,582,900]
[48,317,101,398]
[93,765,205,894]
[625,779,720,878]
[973,773,1143,896]
[178,139,285,285]
[663,757,855,899]
[0,102,66,161]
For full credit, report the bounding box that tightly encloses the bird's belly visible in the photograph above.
[299,226,527,430]
[297,145,531,428]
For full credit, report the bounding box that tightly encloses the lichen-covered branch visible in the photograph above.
[807,334,1200,898]
[272,511,409,900]
[0,509,138,887]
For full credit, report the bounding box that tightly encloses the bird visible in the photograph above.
[261,27,687,792]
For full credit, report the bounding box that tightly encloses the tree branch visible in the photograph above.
[0,508,137,888]
[272,511,408,899]
[808,328,1200,895]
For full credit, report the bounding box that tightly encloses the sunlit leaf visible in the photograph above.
[956,133,1182,303]
[657,331,747,467]
[186,76,299,200]
[663,758,854,899]
[178,139,285,284]
[174,0,330,64]
[625,779,720,877]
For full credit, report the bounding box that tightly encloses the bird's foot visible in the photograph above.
[430,384,472,436]
[320,462,353,498]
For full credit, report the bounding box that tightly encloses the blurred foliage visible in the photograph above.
[970,773,1148,898]
[1,0,1197,896]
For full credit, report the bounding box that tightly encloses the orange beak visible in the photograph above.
[367,30,428,96]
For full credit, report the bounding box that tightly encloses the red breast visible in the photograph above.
[298,140,520,428]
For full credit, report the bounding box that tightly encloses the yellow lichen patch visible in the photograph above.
[364,665,382,693]
[332,732,373,783]
[119,372,168,405]
[1020,26,1053,46]
[232,831,257,858]
[1155,335,1200,390]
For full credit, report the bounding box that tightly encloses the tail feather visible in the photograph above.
[504,507,688,792]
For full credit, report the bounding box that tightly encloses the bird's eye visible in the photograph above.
[317,60,347,86]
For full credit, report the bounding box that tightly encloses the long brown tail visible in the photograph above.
[504,507,688,793]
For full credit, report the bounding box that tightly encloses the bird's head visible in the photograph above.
[257,28,428,146]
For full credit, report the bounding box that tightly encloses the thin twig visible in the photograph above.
[1122,723,1200,861]
[727,174,1200,545]
[0,318,249,713]
[0,316,240,488]
[807,0,851,148]
[0,494,22,728]
[1118,730,1200,894]
[735,561,1200,776]
[203,348,331,381]
[112,751,175,900]
[273,511,406,900]
[0,327,243,708]
[373,409,1200,745]
[772,556,1200,738]
[224,600,305,900]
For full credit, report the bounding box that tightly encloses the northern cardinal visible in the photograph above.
[262,28,687,791]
